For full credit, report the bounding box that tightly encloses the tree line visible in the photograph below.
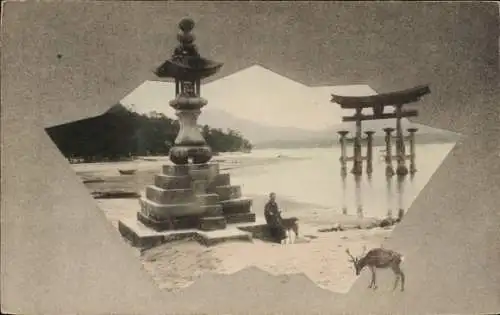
[46,104,253,163]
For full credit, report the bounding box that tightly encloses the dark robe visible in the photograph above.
[264,200,286,242]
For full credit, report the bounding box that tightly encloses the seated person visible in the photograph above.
[264,192,287,243]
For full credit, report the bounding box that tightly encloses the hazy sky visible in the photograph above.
[121,65,394,131]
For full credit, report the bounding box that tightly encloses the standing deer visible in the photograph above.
[280,217,299,244]
[346,246,405,291]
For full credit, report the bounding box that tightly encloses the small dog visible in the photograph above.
[280,217,299,244]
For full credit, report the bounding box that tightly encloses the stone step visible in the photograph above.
[163,163,219,177]
[145,185,195,204]
[225,212,256,224]
[120,217,251,248]
[196,193,220,206]
[220,197,253,215]
[196,228,253,246]
[137,211,200,232]
[140,197,221,220]
[203,204,224,217]
[199,216,227,231]
[154,174,192,190]
[155,171,229,191]
[137,211,176,231]
[191,174,232,194]
[190,167,219,181]
[212,185,242,201]
[161,164,192,176]
[192,180,208,194]
[140,198,197,219]
[206,173,230,190]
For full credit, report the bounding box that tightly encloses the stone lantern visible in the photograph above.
[135,18,256,233]
[154,18,222,165]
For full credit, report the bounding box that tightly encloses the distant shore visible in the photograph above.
[254,136,460,150]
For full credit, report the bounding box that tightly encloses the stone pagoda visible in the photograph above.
[136,18,256,233]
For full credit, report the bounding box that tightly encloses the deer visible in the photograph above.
[346,246,405,291]
[280,217,299,244]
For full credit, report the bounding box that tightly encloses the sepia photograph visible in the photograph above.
[2,2,499,314]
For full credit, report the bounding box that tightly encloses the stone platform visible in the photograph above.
[119,217,267,248]
[138,162,256,232]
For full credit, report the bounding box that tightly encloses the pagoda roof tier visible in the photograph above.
[154,18,223,81]
[155,57,223,80]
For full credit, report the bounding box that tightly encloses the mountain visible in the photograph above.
[121,80,177,118]
[120,79,326,144]
[120,65,354,144]
[120,65,459,148]
[200,65,337,131]
[198,108,324,144]
[327,118,461,145]
[256,118,461,149]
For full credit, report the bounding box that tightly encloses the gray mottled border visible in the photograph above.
[1,2,499,314]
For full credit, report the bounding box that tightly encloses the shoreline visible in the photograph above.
[75,152,397,293]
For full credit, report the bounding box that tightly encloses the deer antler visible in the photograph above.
[361,245,367,257]
[345,248,356,261]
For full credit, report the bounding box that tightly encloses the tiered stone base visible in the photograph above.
[119,217,257,248]
[138,162,255,232]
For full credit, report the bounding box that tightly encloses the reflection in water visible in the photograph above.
[355,175,363,218]
[329,143,458,218]
[341,172,348,215]
[367,173,373,186]
[410,172,416,183]
[386,175,393,218]
[365,173,373,218]
[396,175,406,221]
[407,172,416,213]
[338,158,412,220]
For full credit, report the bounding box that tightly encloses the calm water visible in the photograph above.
[228,143,457,218]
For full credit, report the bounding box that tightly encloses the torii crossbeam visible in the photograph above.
[331,84,431,176]
[331,84,430,121]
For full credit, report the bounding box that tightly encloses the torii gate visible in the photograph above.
[331,85,431,177]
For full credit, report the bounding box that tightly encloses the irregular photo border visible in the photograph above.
[1,2,499,314]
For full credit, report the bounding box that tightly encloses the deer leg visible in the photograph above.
[392,265,405,291]
[393,273,400,291]
[280,229,286,245]
[368,266,377,289]
[367,267,372,288]
[399,269,405,291]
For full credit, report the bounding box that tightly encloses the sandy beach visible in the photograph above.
[93,197,391,293]
[93,197,392,293]
[72,146,454,293]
